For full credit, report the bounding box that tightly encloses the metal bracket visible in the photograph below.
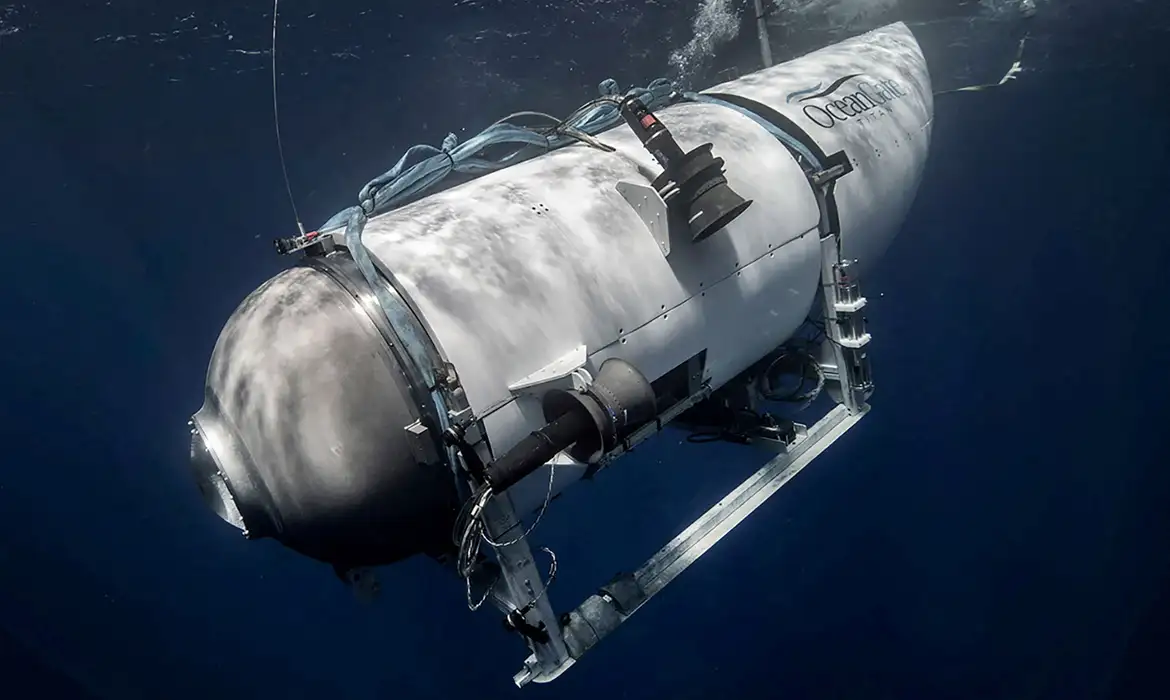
[508,345,592,396]
[479,494,573,684]
[404,419,441,466]
[616,180,671,258]
[817,242,873,412]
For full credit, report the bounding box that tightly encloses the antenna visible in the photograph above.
[934,35,1031,96]
[271,0,306,236]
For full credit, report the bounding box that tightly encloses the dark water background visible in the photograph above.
[2,1,1168,698]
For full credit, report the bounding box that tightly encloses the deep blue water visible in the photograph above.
[2,1,1169,698]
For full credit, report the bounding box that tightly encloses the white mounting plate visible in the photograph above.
[507,344,590,395]
[615,180,671,258]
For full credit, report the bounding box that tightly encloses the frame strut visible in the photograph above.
[515,402,866,685]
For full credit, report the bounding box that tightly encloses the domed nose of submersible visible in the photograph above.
[188,256,458,569]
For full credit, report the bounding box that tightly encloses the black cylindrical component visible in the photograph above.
[485,403,596,493]
[620,96,753,244]
[619,96,686,167]
[484,359,658,494]
[542,357,659,463]
[650,143,753,243]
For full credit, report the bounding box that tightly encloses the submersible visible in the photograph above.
[188,22,933,685]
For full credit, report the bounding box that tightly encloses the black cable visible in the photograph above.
[685,408,761,445]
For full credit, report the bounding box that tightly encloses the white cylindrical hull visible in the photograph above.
[359,22,933,512]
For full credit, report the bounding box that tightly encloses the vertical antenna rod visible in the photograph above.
[272,0,306,236]
[752,0,774,68]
